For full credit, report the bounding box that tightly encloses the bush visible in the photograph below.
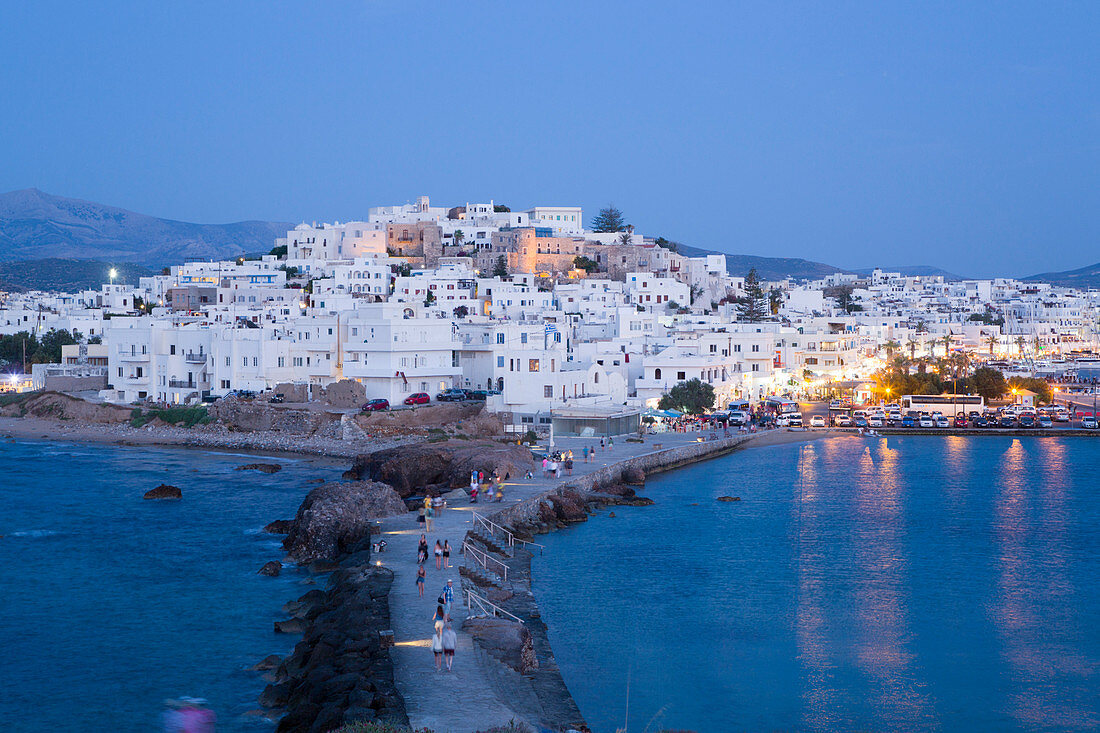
[130,406,212,429]
[336,722,434,733]
[523,429,538,445]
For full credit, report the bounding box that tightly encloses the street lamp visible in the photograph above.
[109,268,118,286]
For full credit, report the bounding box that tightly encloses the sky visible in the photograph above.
[1,1,1097,278]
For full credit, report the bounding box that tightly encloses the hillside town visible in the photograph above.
[2,196,1099,432]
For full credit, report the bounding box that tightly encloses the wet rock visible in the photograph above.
[252,654,283,671]
[275,618,307,634]
[143,484,182,500]
[264,519,293,535]
[259,561,283,577]
[717,495,741,502]
[259,680,292,708]
[237,462,282,474]
[282,481,406,564]
[622,467,646,485]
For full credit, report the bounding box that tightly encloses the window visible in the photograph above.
[529,359,540,372]
[496,333,505,344]
[521,333,528,344]
[497,356,505,368]
[677,371,686,380]
[654,368,662,379]
[225,357,231,367]
[252,357,258,367]
[734,344,741,352]
[751,344,760,353]
[752,363,760,372]
[544,385,554,398]
[242,357,248,367]
[278,357,285,368]
[170,345,176,355]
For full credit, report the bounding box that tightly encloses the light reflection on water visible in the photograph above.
[534,436,1100,733]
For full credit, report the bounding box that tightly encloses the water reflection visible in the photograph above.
[992,439,1099,730]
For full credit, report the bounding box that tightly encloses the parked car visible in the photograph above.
[1018,414,1035,428]
[465,390,489,401]
[404,392,430,405]
[954,414,968,428]
[901,415,916,428]
[999,415,1017,428]
[1053,410,1071,422]
[853,416,869,428]
[1083,415,1098,429]
[868,415,884,428]
[810,415,826,428]
[269,393,285,404]
[919,416,934,428]
[834,414,852,427]
[934,416,950,428]
[435,388,467,402]
[360,398,390,412]
[972,415,989,428]
[788,413,804,427]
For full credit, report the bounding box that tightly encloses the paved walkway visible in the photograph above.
[377,431,733,733]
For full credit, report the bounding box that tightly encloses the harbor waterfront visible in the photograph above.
[533,435,1100,733]
[0,439,342,732]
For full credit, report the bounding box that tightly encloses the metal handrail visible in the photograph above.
[464,589,523,624]
[462,541,508,582]
[472,512,546,554]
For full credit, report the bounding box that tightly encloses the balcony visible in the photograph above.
[168,379,196,389]
[184,351,208,364]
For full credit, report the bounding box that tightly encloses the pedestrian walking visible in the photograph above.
[440,579,454,615]
[417,506,426,529]
[418,534,429,565]
[582,445,589,463]
[434,539,443,570]
[432,494,444,517]
[542,456,549,477]
[608,436,614,451]
[416,564,426,598]
[442,539,451,569]
[565,456,573,476]
[442,622,457,672]
[432,604,447,634]
[425,502,434,532]
[600,438,605,451]
[431,627,444,672]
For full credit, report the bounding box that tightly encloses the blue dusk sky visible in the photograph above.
[1,1,1096,277]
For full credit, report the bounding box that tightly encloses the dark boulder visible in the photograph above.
[143,484,181,500]
[622,467,646,485]
[252,654,283,671]
[259,561,283,577]
[282,481,406,564]
[237,462,282,474]
[275,618,307,634]
[264,519,293,535]
[463,617,538,674]
[717,495,741,502]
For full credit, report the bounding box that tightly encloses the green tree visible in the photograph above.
[653,236,678,253]
[968,367,1007,401]
[493,204,510,212]
[737,269,767,322]
[492,256,509,278]
[590,205,627,233]
[657,378,715,415]
[825,285,861,314]
[1008,376,1052,404]
[452,305,469,319]
[424,290,436,306]
[268,244,288,258]
[985,332,999,355]
[572,255,598,273]
[453,230,465,248]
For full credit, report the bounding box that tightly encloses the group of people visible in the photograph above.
[416,494,447,531]
[468,469,505,503]
[417,527,459,672]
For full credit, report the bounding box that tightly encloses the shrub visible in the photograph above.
[130,405,212,429]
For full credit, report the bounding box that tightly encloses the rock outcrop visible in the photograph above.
[282,482,407,564]
[264,519,293,535]
[143,484,182,500]
[463,617,538,675]
[237,462,282,473]
[717,495,741,502]
[349,441,535,497]
[262,564,407,732]
[622,467,646,485]
[259,561,283,577]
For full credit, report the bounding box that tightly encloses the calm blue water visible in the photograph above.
[534,436,1100,733]
[0,439,342,732]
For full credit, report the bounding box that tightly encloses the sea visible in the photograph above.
[534,435,1100,733]
[0,439,342,732]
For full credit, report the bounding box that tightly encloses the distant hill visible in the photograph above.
[672,242,845,281]
[851,265,968,280]
[0,259,153,293]
[1025,261,1100,289]
[0,188,290,267]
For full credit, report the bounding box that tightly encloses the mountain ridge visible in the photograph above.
[1025,261,1100,289]
[0,188,290,267]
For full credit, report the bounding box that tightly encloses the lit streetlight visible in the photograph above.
[109,268,118,286]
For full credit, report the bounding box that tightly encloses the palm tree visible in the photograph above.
[941,333,953,358]
[985,332,998,356]
[1015,335,1026,356]
[882,339,901,361]
[906,338,918,361]
[453,229,465,248]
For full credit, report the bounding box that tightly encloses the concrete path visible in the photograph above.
[378,430,736,733]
